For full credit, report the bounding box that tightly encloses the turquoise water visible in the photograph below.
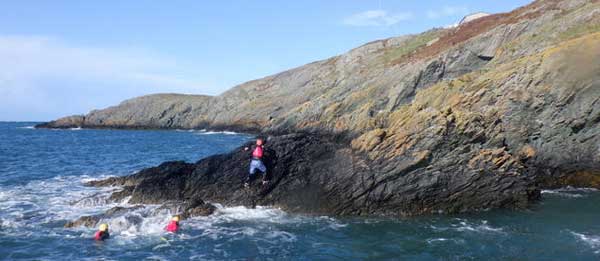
[1,122,599,260]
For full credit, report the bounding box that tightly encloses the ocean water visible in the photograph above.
[1,122,599,260]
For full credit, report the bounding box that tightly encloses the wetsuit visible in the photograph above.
[165,221,179,232]
[94,230,110,241]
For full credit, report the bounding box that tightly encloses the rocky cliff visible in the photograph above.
[82,134,538,218]
[51,0,600,219]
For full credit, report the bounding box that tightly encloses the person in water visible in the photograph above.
[245,138,268,187]
[165,215,180,233]
[94,223,110,241]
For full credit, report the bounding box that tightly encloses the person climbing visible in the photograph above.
[245,138,268,187]
[94,223,110,241]
[165,215,180,233]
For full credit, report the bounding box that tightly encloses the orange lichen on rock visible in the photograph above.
[518,145,536,160]
[468,148,521,172]
[351,128,387,152]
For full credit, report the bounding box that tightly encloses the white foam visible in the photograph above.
[541,190,584,198]
[109,213,166,237]
[1,218,21,229]
[70,127,83,130]
[0,174,347,251]
[571,231,600,254]
[181,204,344,244]
[0,175,120,226]
[427,238,449,244]
[426,237,465,245]
[542,187,598,198]
[186,204,300,226]
[431,219,505,234]
[17,126,35,129]
[264,230,297,242]
[194,131,239,135]
[315,216,348,231]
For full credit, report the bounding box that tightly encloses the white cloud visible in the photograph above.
[343,10,413,27]
[0,35,214,121]
[426,6,469,19]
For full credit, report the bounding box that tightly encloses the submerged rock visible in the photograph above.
[64,205,144,228]
[65,200,216,228]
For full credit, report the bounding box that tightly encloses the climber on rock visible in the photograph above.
[244,138,268,187]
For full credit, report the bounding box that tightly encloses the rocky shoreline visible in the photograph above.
[67,132,547,227]
[54,0,600,226]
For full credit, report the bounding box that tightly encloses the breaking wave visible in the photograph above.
[571,231,600,254]
[430,219,504,234]
[542,187,598,198]
[194,130,239,135]
[0,174,345,248]
[4,122,600,260]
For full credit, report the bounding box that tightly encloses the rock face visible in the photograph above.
[87,134,538,216]
[54,0,600,218]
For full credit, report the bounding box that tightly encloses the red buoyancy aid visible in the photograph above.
[165,221,179,232]
[252,146,263,159]
[94,231,109,241]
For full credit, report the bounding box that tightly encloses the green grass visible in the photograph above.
[558,23,600,41]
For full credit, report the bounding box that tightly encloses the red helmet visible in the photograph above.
[256,139,263,146]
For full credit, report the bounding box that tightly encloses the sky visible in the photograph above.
[0,0,532,121]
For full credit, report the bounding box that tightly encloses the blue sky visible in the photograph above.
[0,0,532,121]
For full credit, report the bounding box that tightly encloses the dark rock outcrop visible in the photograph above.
[86,134,539,217]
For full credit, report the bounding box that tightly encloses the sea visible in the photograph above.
[1,122,599,260]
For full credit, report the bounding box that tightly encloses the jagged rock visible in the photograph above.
[85,133,538,217]
[151,199,216,219]
[64,216,99,228]
[108,186,134,202]
[64,205,144,228]
[181,199,216,219]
